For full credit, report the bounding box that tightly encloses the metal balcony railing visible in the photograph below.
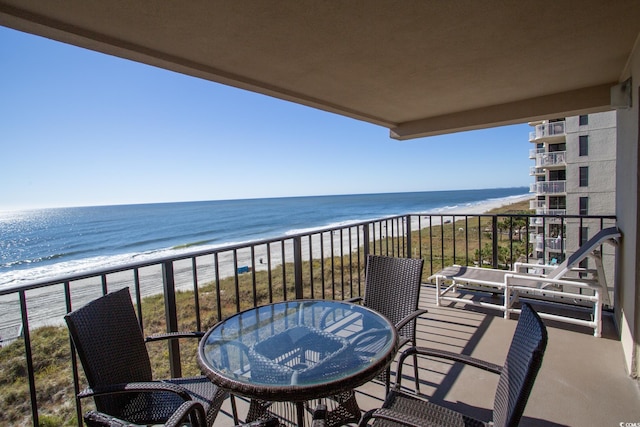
[0,212,616,426]
[529,120,566,141]
[529,166,545,176]
[530,200,546,210]
[530,180,566,194]
[535,151,566,167]
[529,147,545,158]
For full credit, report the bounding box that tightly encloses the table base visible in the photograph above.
[246,391,360,427]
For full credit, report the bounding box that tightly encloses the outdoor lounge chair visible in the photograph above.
[65,287,231,427]
[428,227,620,337]
[358,303,548,427]
[349,255,426,393]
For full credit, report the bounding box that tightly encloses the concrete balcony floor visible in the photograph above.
[213,285,640,426]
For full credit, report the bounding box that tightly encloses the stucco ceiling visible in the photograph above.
[1,1,639,139]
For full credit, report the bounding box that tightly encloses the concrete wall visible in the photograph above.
[616,38,640,378]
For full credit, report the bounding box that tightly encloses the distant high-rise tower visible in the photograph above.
[528,111,617,300]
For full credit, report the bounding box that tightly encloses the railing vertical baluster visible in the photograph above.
[348,227,353,297]
[330,232,336,299]
[465,216,469,265]
[162,260,181,378]
[320,232,326,299]
[214,253,222,322]
[191,258,202,331]
[281,242,287,300]
[339,229,345,299]
[440,216,445,270]
[19,290,38,427]
[251,246,258,306]
[133,268,143,327]
[309,236,315,298]
[492,216,499,268]
[267,244,274,303]
[406,215,412,258]
[363,223,370,259]
[64,282,83,427]
[452,215,457,264]
[294,236,303,299]
[232,249,241,310]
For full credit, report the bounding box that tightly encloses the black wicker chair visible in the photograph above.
[358,303,548,427]
[351,255,426,394]
[65,287,230,427]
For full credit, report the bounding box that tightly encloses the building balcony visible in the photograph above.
[530,180,566,195]
[529,166,545,176]
[530,200,546,210]
[529,148,545,159]
[531,233,566,251]
[2,212,632,427]
[535,151,566,168]
[529,121,566,142]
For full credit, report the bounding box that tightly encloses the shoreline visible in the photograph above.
[0,194,533,341]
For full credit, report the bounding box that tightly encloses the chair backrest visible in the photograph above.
[65,287,152,414]
[546,227,620,280]
[492,303,548,427]
[363,255,424,337]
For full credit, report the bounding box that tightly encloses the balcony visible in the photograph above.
[530,200,546,210]
[219,285,640,427]
[535,151,566,168]
[529,121,566,142]
[529,148,545,159]
[531,233,566,252]
[529,166,545,176]
[1,212,633,427]
[530,180,566,195]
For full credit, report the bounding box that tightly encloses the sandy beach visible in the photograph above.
[0,194,532,341]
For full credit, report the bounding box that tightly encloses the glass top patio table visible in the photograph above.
[197,299,398,424]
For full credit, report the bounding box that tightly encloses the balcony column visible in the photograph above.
[615,43,640,379]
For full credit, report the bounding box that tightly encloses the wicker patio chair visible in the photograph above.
[65,287,230,427]
[358,303,548,427]
[352,255,426,394]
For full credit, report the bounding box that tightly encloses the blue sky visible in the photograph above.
[1,26,532,211]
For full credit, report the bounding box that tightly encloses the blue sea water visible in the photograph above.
[0,187,528,288]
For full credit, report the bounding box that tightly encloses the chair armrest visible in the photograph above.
[395,346,502,389]
[347,296,363,304]
[395,309,428,331]
[167,400,207,427]
[78,380,192,402]
[145,331,205,343]
[358,407,424,427]
[83,401,206,427]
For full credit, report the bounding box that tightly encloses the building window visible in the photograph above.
[579,115,589,126]
[580,227,589,246]
[579,197,589,215]
[579,135,589,156]
[579,227,589,278]
[579,166,589,187]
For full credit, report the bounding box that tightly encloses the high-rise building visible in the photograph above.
[528,111,617,301]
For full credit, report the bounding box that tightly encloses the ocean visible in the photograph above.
[0,187,529,290]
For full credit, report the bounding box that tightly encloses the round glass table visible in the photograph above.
[197,299,398,426]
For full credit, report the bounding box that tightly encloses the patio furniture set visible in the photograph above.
[65,232,619,425]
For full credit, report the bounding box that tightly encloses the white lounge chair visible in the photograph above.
[428,227,621,337]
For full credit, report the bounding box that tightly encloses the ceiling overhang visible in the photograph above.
[1,1,639,140]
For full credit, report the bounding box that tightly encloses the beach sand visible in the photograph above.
[0,194,532,340]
